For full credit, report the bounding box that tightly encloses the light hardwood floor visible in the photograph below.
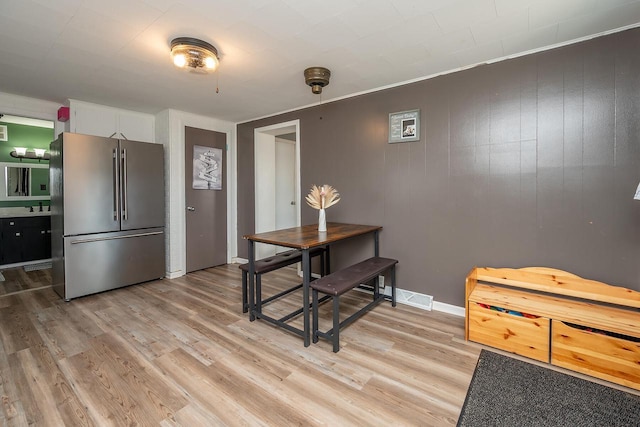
[0,264,480,426]
[0,266,52,296]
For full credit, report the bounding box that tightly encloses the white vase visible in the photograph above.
[318,208,327,232]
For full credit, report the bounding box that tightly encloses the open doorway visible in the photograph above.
[0,114,55,296]
[254,120,300,259]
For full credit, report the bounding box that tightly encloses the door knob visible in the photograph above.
[187,206,196,211]
[290,201,296,205]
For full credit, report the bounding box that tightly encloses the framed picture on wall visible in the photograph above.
[388,109,420,143]
[192,145,222,190]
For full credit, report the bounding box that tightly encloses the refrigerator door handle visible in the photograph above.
[69,231,164,245]
[112,148,119,221]
[121,148,128,221]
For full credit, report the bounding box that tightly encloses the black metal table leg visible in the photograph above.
[248,239,256,321]
[302,248,311,347]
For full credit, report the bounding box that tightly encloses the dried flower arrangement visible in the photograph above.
[306,184,340,232]
[305,184,340,210]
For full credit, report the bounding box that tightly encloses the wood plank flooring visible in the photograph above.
[0,266,52,296]
[0,264,480,426]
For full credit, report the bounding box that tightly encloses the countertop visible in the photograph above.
[0,207,51,218]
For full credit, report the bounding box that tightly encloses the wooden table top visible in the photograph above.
[244,222,382,249]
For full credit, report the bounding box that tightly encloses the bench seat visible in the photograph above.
[312,256,398,352]
[240,247,325,313]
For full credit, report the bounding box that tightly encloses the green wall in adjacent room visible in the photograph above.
[0,121,54,208]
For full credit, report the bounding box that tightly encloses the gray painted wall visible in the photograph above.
[237,29,640,307]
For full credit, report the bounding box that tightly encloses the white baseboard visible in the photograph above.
[233,257,248,264]
[165,270,184,279]
[433,301,465,317]
[0,258,52,270]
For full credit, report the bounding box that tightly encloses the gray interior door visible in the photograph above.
[185,126,227,272]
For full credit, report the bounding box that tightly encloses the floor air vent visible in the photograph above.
[396,289,433,311]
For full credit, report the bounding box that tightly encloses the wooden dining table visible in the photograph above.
[244,222,382,346]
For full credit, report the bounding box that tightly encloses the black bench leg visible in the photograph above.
[242,270,248,313]
[256,274,262,313]
[312,289,319,344]
[332,296,340,353]
[391,265,397,307]
[373,276,379,300]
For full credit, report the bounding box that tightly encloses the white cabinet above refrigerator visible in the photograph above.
[67,100,155,143]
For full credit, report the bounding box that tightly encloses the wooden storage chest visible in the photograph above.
[465,267,640,390]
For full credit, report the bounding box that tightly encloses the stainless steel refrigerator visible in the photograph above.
[50,132,165,300]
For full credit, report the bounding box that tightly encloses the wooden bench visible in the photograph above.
[312,257,398,352]
[239,247,326,313]
[465,267,640,390]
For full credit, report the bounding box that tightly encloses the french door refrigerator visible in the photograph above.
[50,132,165,300]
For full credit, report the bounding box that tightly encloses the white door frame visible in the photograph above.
[254,120,301,258]
[167,111,235,278]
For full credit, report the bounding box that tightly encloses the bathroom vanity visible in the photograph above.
[0,211,51,265]
[0,161,51,266]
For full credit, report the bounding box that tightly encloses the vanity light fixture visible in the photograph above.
[10,147,50,161]
[170,37,219,73]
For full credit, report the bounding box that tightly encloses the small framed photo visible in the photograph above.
[389,109,420,143]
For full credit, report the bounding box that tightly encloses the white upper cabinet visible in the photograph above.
[117,111,154,142]
[71,102,118,138]
[68,100,155,143]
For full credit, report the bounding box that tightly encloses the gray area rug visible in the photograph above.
[457,350,640,427]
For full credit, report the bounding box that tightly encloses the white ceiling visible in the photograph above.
[1,0,640,123]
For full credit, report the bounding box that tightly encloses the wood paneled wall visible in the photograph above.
[237,28,640,306]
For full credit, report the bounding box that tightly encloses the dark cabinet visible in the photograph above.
[0,216,51,265]
[1,219,23,264]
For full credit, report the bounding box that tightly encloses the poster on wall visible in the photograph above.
[388,109,420,143]
[192,145,222,190]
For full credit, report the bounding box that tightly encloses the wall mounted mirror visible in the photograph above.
[0,162,50,201]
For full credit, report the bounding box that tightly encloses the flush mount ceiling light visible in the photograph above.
[304,67,331,94]
[170,37,219,73]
